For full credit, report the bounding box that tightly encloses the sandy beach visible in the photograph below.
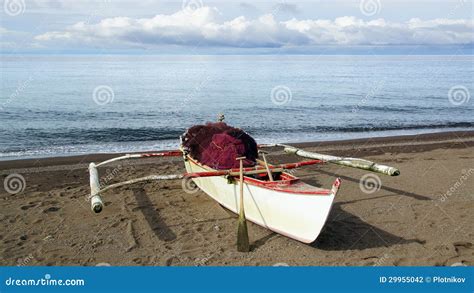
[1,131,473,266]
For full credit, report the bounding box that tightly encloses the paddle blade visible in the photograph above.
[236,156,250,252]
[237,215,250,252]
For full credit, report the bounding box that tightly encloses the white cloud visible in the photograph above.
[33,6,474,49]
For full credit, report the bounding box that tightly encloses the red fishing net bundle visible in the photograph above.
[182,122,258,169]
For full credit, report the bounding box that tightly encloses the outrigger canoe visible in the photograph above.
[183,149,341,243]
[88,121,399,248]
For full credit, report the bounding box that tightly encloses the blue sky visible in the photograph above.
[1,0,473,54]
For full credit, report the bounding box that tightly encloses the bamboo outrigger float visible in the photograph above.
[260,144,400,176]
[88,119,399,249]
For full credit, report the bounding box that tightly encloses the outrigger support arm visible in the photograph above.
[89,168,289,201]
[90,174,184,202]
[88,155,325,213]
[88,151,182,213]
[260,144,400,176]
[95,151,182,167]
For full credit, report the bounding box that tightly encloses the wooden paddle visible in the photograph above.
[236,156,250,252]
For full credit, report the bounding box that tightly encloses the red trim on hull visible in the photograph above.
[186,155,331,195]
[139,151,183,157]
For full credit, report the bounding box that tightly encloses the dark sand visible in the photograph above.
[1,131,473,266]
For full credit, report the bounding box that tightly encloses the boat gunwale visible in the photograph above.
[184,153,332,196]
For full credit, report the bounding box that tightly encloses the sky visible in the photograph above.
[1,0,473,54]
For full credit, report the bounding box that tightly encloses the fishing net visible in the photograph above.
[182,122,258,169]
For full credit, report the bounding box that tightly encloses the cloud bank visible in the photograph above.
[34,7,474,49]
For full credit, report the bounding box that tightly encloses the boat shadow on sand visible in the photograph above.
[129,171,428,251]
[132,188,177,242]
[251,202,424,251]
[304,170,430,251]
[311,202,423,251]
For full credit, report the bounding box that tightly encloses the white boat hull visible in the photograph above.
[184,158,336,243]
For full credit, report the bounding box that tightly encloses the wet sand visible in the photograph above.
[1,131,473,266]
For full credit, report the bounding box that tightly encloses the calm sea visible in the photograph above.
[1,55,473,160]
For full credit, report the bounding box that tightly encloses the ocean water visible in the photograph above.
[1,55,473,160]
